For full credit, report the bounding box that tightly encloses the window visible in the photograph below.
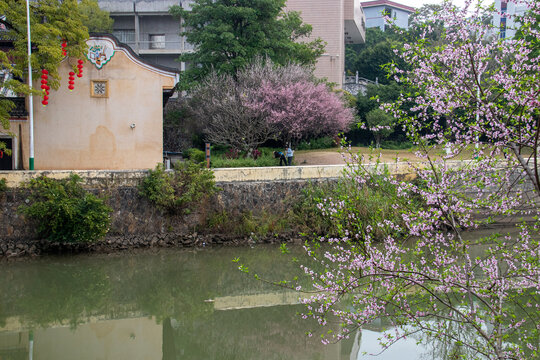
[113,30,135,44]
[149,34,166,49]
[91,80,109,98]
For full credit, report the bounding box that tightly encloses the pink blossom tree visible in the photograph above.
[248,80,354,144]
[278,1,540,358]
[186,58,353,152]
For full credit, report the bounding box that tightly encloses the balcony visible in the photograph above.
[113,30,194,55]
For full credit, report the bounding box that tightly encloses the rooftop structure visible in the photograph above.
[361,0,415,31]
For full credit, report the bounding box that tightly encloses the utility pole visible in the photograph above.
[26,0,34,170]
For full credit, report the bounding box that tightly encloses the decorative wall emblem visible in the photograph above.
[86,39,115,69]
[91,80,108,98]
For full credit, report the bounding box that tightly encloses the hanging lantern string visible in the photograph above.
[77,59,84,78]
[41,69,49,106]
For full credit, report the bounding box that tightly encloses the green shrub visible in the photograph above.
[140,162,219,214]
[19,174,112,243]
[208,147,284,168]
[297,136,336,150]
[210,154,277,168]
[184,148,206,163]
[380,140,413,150]
[0,178,6,192]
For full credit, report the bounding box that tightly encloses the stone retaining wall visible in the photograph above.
[0,166,342,257]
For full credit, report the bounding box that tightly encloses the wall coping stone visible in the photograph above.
[0,161,474,188]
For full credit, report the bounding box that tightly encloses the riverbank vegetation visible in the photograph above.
[139,161,219,214]
[18,174,112,243]
[200,162,420,242]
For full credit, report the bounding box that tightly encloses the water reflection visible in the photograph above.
[0,245,523,360]
[0,246,360,360]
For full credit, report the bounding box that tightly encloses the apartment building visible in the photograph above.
[493,0,528,39]
[98,0,366,88]
[286,0,366,86]
[361,0,414,31]
[98,0,193,70]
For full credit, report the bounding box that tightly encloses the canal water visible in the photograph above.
[0,245,449,360]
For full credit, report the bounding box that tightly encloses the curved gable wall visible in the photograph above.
[32,37,177,170]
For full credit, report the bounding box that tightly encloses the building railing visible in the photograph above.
[120,39,195,52]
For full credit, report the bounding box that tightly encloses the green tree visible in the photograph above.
[349,81,410,146]
[169,0,324,89]
[406,4,446,43]
[345,27,405,84]
[78,0,114,33]
[365,108,394,147]
[356,82,404,117]
[0,0,89,151]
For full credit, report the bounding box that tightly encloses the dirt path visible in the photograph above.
[292,146,486,166]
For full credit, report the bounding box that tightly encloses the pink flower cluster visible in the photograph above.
[296,1,540,358]
[247,80,354,142]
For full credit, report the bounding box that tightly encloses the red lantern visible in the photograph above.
[0,151,3,159]
[61,41,67,56]
[68,71,75,90]
[76,59,84,78]
[40,69,51,103]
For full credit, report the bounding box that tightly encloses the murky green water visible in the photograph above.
[0,245,467,360]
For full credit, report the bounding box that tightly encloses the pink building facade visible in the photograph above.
[286,0,366,87]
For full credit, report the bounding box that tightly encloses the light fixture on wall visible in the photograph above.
[130,123,136,129]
